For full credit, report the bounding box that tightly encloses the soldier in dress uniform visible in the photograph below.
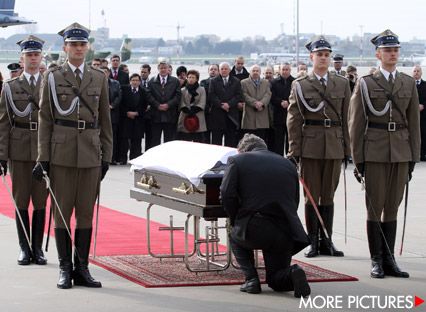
[330,54,346,76]
[32,22,113,289]
[348,30,420,279]
[287,36,351,258]
[7,62,22,79]
[0,35,49,266]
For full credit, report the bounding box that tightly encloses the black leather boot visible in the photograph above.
[240,277,261,294]
[73,228,102,288]
[55,228,73,289]
[381,221,409,278]
[290,264,311,298]
[319,204,344,257]
[304,204,319,258]
[32,209,47,265]
[367,221,384,278]
[16,209,32,265]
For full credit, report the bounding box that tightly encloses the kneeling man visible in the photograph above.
[220,134,311,297]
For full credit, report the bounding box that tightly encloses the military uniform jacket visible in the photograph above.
[287,72,351,159]
[37,63,113,168]
[348,70,420,163]
[240,78,271,129]
[0,74,42,161]
[330,70,347,77]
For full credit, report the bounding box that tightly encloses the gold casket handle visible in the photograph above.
[172,182,205,195]
[137,174,160,189]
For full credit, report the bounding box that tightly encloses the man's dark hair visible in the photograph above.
[119,64,128,71]
[237,133,267,153]
[92,58,101,64]
[176,65,187,76]
[111,54,120,61]
[129,73,141,81]
[141,64,151,72]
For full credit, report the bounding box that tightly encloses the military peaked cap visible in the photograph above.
[371,29,400,49]
[16,35,45,53]
[58,22,90,42]
[305,36,332,52]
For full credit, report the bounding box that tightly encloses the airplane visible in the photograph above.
[0,0,35,28]
[253,52,311,66]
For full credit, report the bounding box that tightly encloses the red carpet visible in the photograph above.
[91,255,358,288]
[1,176,358,287]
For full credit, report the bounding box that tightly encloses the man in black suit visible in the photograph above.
[146,61,181,147]
[140,64,153,151]
[208,62,242,147]
[119,74,147,161]
[413,65,426,161]
[109,54,129,87]
[101,66,122,164]
[220,134,311,297]
[200,64,219,143]
[270,63,295,155]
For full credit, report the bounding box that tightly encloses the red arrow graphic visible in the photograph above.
[415,296,424,307]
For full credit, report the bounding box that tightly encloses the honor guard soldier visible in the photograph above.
[7,62,22,79]
[331,54,346,76]
[348,30,420,279]
[33,22,113,289]
[0,35,49,266]
[287,36,351,258]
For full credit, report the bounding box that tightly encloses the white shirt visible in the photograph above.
[314,72,328,85]
[23,71,40,85]
[67,62,85,79]
[379,67,397,81]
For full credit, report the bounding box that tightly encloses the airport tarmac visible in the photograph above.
[0,160,425,312]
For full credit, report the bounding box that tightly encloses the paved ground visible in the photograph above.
[1,161,425,312]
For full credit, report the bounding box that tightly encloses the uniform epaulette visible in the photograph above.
[294,75,308,82]
[89,66,105,74]
[360,73,373,79]
[399,71,414,80]
[330,72,348,81]
[4,76,19,83]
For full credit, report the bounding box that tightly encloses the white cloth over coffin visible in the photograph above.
[129,141,237,186]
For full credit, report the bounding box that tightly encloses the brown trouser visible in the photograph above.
[300,158,341,206]
[364,162,408,222]
[50,165,100,229]
[10,160,48,210]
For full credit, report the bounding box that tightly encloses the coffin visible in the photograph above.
[129,141,237,218]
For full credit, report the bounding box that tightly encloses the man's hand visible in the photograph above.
[237,102,245,111]
[408,162,415,181]
[32,162,49,181]
[159,103,169,111]
[127,111,138,119]
[254,101,264,111]
[221,102,230,112]
[281,100,289,108]
[420,104,424,112]
[354,163,364,183]
[0,160,7,176]
[101,161,109,181]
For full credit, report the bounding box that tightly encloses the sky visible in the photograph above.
[1,0,425,42]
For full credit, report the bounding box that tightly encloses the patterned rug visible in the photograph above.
[91,254,358,288]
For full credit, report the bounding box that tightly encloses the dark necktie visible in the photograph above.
[417,80,420,86]
[132,87,137,94]
[30,75,36,92]
[75,68,82,87]
[388,74,394,89]
[113,70,118,80]
[223,77,228,86]
[161,77,166,87]
[320,77,326,91]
